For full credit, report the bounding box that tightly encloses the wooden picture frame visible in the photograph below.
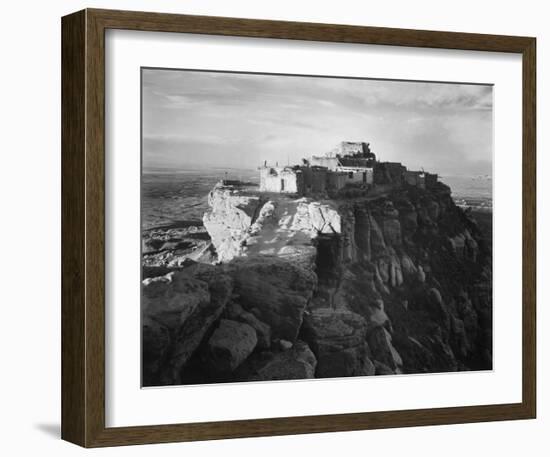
[61,8,536,447]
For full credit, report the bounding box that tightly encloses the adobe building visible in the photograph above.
[259,166,303,194]
[309,155,340,170]
[403,170,426,189]
[310,141,375,186]
[258,165,330,195]
[300,166,329,194]
[329,141,377,160]
[258,141,438,196]
[403,170,439,189]
[374,162,407,185]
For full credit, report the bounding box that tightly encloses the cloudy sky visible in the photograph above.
[142,68,493,176]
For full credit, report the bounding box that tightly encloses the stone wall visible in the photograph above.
[330,141,373,157]
[260,167,302,193]
[310,167,327,193]
[327,171,348,192]
[326,141,376,159]
[374,162,407,185]
[344,168,374,185]
[403,171,426,189]
[425,172,438,188]
[301,166,327,194]
[310,156,339,170]
[339,157,376,169]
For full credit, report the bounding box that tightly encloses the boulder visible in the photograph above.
[168,267,234,379]
[303,308,375,377]
[249,341,317,381]
[374,360,394,375]
[448,229,479,262]
[389,255,404,288]
[426,200,440,221]
[306,201,342,234]
[365,302,390,331]
[399,208,418,234]
[417,265,426,283]
[142,271,210,328]
[367,327,403,372]
[425,331,459,372]
[339,206,358,263]
[142,316,170,385]
[142,265,234,384]
[426,287,449,323]
[455,292,479,354]
[279,339,293,351]
[383,218,402,247]
[224,301,271,349]
[377,254,403,288]
[463,230,479,262]
[228,257,317,342]
[369,214,387,256]
[205,319,258,373]
[203,184,263,262]
[450,316,469,358]
[353,207,372,260]
[400,253,417,277]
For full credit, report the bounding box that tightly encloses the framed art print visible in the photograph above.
[61,9,536,447]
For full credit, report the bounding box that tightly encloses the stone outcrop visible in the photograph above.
[142,316,171,377]
[367,327,403,373]
[203,183,341,266]
[303,308,375,378]
[227,257,317,342]
[141,264,233,385]
[224,302,271,349]
[142,223,213,268]
[204,319,257,373]
[203,185,264,262]
[245,341,317,381]
[142,271,210,329]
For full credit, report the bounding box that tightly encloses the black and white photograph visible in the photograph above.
[141,68,493,387]
[0,0,543,452]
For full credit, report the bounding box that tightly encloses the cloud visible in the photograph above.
[142,68,493,175]
[143,132,228,145]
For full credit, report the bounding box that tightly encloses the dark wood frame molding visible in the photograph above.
[61,8,536,447]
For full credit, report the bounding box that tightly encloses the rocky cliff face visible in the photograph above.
[203,183,341,266]
[142,181,492,386]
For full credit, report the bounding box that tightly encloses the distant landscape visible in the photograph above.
[142,169,492,230]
